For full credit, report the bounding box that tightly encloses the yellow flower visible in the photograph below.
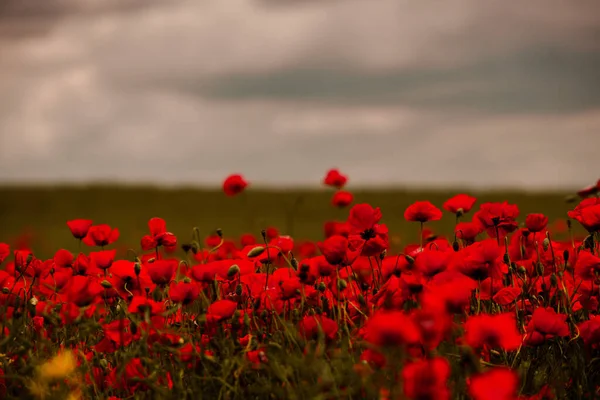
[38,350,77,381]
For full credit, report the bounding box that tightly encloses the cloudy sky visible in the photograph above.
[0,0,599,189]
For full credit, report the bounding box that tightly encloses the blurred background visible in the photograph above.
[0,0,599,255]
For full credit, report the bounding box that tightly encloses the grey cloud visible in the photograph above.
[0,0,599,188]
[186,46,600,114]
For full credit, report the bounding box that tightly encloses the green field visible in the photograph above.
[0,186,579,259]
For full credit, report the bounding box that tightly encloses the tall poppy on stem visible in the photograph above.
[404,201,442,249]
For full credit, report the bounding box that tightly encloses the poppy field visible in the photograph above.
[0,173,599,400]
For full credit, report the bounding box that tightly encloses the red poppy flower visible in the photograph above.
[169,281,200,305]
[324,221,350,238]
[146,259,178,285]
[457,239,507,281]
[362,310,421,347]
[568,198,600,232]
[493,287,521,306]
[63,275,104,307]
[14,249,33,270]
[422,272,476,314]
[577,183,599,198]
[83,224,120,247]
[578,315,600,346]
[473,202,519,239]
[141,217,177,251]
[223,174,248,196]
[317,235,350,266]
[53,249,74,269]
[402,357,451,400]
[443,194,477,215]
[404,201,443,223]
[464,313,522,351]
[299,315,339,341]
[67,219,93,240]
[359,349,386,368]
[205,234,221,248]
[207,300,238,322]
[331,191,353,208]
[265,227,279,240]
[414,249,451,278]
[574,250,600,280]
[90,249,117,270]
[345,204,388,256]
[323,168,348,189]
[240,234,257,247]
[455,221,483,243]
[109,357,147,391]
[524,307,570,346]
[128,296,165,315]
[525,213,549,233]
[469,367,519,400]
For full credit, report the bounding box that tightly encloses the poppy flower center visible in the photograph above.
[361,228,377,241]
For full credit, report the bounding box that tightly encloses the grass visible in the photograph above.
[0,185,579,259]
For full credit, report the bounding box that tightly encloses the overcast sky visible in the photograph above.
[0,0,599,189]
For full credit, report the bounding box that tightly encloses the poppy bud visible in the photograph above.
[261,230,267,240]
[535,262,544,276]
[563,250,569,263]
[300,263,310,273]
[290,257,298,270]
[503,253,510,265]
[227,264,240,278]
[316,282,327,292]
[134,263,141,276]
[583,235,594,250]
[542,238,550,252]
[452,241,460,252]
[337,279,347,291]
[216,228,223,238]
[247,246,266,258]
[181,243,192,253]
[147,258,156,263]
[379,250,386,260]
[358,294,366,306]
[99,359,108,369]
[260,310,268,321]
[183,276,192,284]
[518,266,527,276]
[565,195,577,204]
[244,312,250,327]
[405,255,415,264]
[291,309,300,323]
[100,280,112,289]
[550,273,558,288]
[235,284,243,296]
